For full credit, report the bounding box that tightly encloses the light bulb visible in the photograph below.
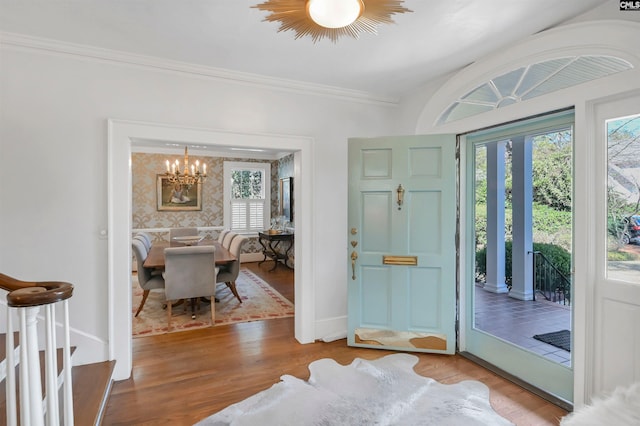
[307,0,364,29]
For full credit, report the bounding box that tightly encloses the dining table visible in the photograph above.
[143,239,236,270]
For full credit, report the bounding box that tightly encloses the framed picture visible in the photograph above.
[157,175,202,211]
[279,177,293,222]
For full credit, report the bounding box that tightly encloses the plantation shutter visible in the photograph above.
[230,199,265,231]
[224,161,271,233]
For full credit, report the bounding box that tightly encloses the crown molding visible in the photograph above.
[131,144,286,161]
[0,31,399,107]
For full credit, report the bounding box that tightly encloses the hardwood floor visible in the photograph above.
[105,262,568,425]
[244,260,294,303]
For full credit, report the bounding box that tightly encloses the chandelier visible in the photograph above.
[252,0,412,43]
[164,147,207,187]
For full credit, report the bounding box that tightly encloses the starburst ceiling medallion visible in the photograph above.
[252,0,412,43]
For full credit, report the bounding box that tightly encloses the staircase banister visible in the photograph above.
[0,273,74,307]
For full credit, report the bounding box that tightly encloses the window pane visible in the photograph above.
[607,113,640,283]
[231,170,264,199]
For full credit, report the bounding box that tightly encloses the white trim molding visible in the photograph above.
[108,119,315,380]
[0,31,399,107]
[417,20,640,134]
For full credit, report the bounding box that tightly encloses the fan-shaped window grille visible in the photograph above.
[438,55,633,125]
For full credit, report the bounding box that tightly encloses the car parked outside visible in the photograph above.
[622,215,640,244]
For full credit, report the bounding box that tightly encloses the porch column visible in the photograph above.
[510,135,534,300]
[484,140,508,293]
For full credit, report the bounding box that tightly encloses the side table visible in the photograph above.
[258,231,294,271]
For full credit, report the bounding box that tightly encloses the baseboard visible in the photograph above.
[314,316,347,342]
[459,351,574,412]
[241,253,266,263]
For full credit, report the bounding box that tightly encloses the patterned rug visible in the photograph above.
[132,269,294,337]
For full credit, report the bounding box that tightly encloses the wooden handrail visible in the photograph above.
[0,273,74,307]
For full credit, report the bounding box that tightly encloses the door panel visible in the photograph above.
[360,266,391,326]
[464,110,575,403]
[409,268,441,328]
[409,192,441,253]
[591,96,640,396]
[362,193,392,251]
[348,135,456,354]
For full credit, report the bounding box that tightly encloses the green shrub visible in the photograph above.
[608,250,637,261]
[475,241,571,283]
[474,202,571,252]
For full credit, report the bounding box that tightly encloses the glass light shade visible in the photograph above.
[307,0,364,29]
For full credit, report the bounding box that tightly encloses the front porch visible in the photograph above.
[474,284,571,367]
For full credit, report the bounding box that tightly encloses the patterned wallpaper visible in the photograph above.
[132,152,294,259]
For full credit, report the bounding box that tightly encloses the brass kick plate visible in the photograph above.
[383,255,418,266]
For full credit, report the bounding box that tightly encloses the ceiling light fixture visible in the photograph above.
[163,146,207,188]
[307,0,363,28]
[252,0,412,43]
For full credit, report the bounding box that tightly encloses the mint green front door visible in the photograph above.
[348,135,457,354]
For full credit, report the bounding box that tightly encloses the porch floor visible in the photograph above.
[474,284,571,367]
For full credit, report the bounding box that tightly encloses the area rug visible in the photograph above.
[195,353,514,426]
[132,269,294,337]
[533,329,571,352]
[561,382,640,425]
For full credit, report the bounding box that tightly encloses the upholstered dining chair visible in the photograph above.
[164,245,217,327]
[217,229,230,244]
[135,232,153,251]
[221,231,238,249]
[132,238,165,317]
[169,227,198,240]
[217,235,247,304]
[134,233,151,251]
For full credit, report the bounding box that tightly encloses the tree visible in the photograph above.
[532,132,572,211]
[606,115,640,246]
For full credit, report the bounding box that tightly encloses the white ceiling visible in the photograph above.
[0,0,610,99]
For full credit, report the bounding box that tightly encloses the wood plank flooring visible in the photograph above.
[104,262,568,425]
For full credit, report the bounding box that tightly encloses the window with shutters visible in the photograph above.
[223,161,271,233]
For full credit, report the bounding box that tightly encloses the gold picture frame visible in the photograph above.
[156,175,202,211]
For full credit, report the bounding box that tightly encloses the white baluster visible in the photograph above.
[62,300,74,426]
[20,306,45,426]
[6,308,17,426]
[45,304,60,426]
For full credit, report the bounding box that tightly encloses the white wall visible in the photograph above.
[0,36,405,368]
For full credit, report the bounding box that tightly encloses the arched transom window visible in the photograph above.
[438,55,633,125]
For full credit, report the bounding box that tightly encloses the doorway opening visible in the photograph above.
[464,109,575,403]
[108,120,314,380]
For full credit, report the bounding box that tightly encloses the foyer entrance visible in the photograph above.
[464,110,575,404]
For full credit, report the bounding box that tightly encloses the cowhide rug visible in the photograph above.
[561,382,640,425]
[196,353,513,426]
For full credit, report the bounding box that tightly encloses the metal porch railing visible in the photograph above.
[530,251,571,306]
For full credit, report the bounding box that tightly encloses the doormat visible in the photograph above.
[533,330,570,352]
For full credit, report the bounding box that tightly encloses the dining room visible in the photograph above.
[130,144,296,337]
